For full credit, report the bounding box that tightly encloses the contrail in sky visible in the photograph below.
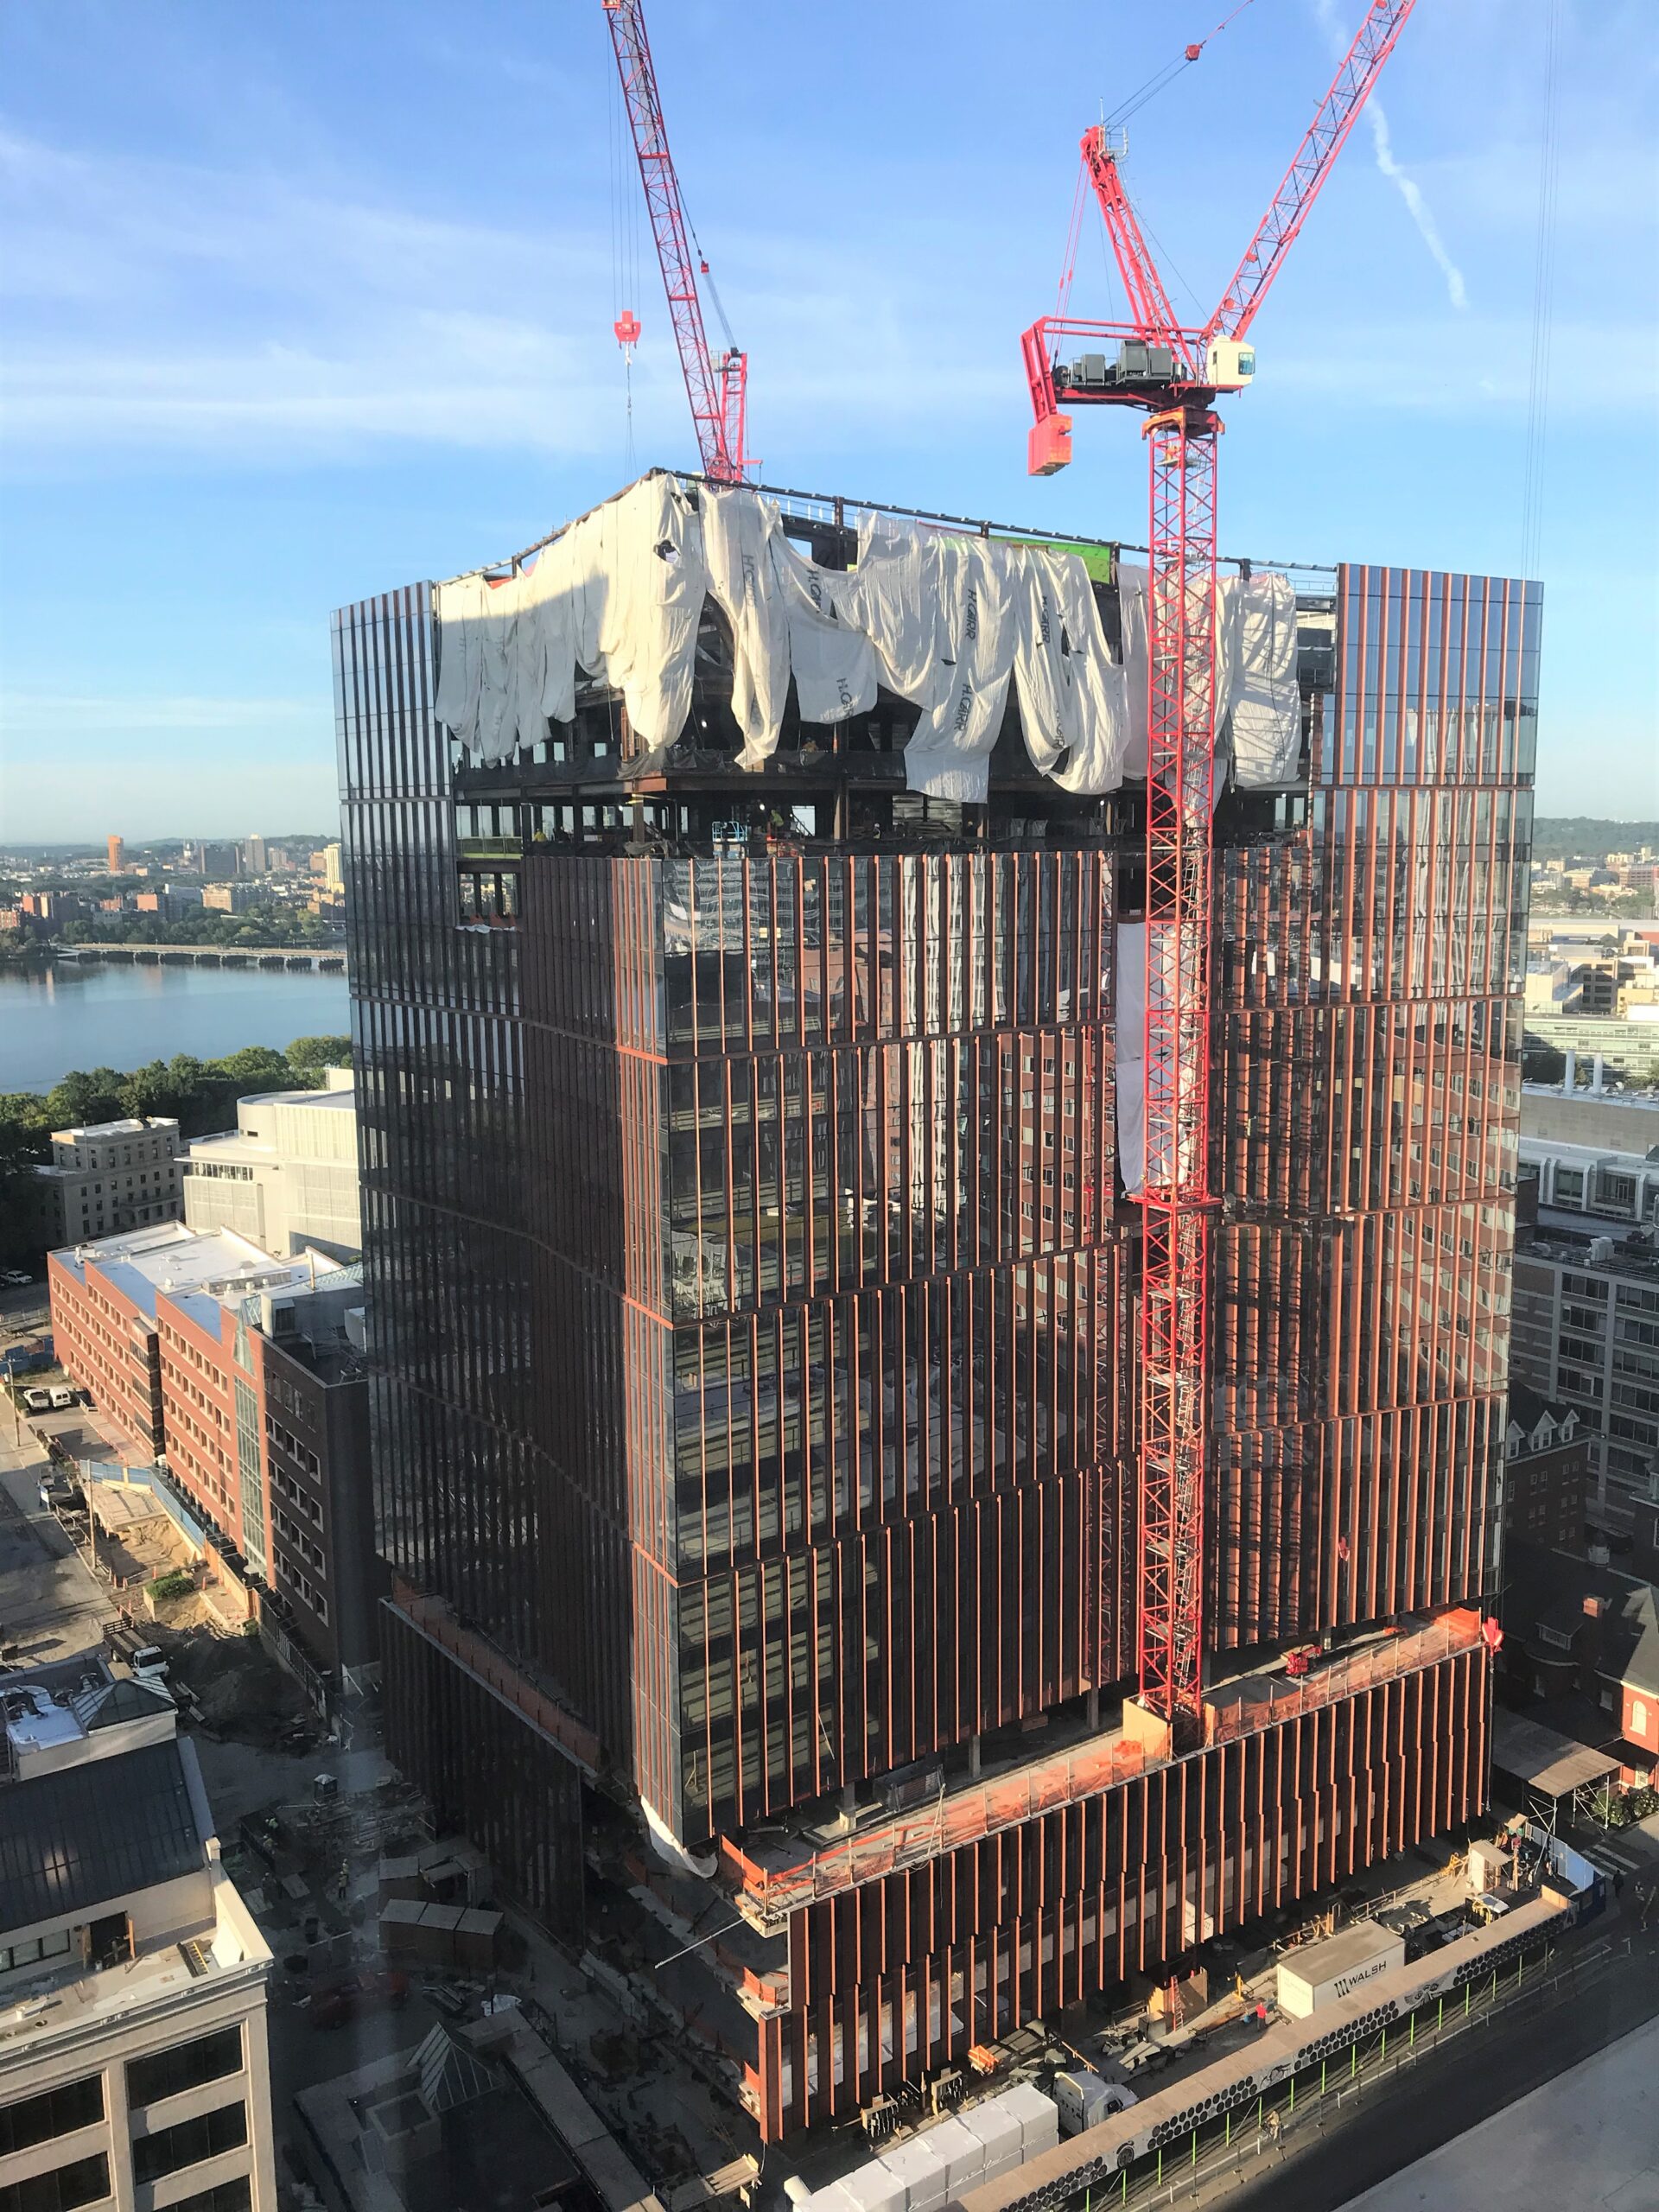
[1313,0,1468,310]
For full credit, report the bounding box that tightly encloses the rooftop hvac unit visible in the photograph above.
[262,1294,298,1336]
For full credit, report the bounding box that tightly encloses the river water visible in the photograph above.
[0,960,353,1095]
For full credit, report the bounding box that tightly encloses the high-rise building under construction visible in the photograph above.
[337,471,1535,2141]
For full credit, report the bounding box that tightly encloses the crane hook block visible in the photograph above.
[613,312,641,347]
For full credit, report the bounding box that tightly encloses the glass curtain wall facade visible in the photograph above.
[1212,565,1536,1648]
[523,847,1134,1840]
[336,502,1534,2145]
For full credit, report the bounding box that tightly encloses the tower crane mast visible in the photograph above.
[602,0,751,481]
[1019,1,1417,1738]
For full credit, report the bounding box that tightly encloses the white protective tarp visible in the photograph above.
[1224,570,1301,785]
[772,529,880,729]
[434,475,707,767]
[1115,920,1146,1198]
[432,474,1293,797]
[1116,563,1152,782]
[700,481,792,766]
[1110,561,1300,792]
[903,533,1019,804]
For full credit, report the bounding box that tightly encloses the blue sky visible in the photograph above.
[1,0,1654,840]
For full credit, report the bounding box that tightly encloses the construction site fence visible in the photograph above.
[1043,1924,1612,2211]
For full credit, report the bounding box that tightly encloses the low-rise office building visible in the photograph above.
[48,1224,309,1464]
[1511,1086,1659,1536]
[1511,1224,1659,1536]
[182,1075,359,1261]
[1521,1013,1659,1088]
[1521,1076,1659,1162]
[1520,1135,1659,1230]
[0,1651,278,2211]
[32,1116,186,1248]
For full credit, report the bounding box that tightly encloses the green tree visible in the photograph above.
[42,1068,127,1129]
[0,1102,53,1269]
[209,1046,296,1089]
[286,1034,353,1084]
[120,1060,192,1123]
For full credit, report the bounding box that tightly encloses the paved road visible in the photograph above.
[1342,2012,1659,2212]
[0,1422,114,1663]
[1221,1905,1659,2212]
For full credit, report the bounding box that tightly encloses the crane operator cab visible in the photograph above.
[1205,337,1256,391]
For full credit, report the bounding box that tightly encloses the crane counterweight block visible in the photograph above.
[1029,414,1074,477]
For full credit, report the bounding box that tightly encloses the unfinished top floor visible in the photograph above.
[335,471,1541,894]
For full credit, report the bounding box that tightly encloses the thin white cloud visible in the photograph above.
[1312,0,1468,311]
[0,694,328,734]
[0,127,1007,467]
[1260,312,1656,412]
[1363,99,1468,311]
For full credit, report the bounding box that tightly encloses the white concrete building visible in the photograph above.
[182,1072,359,1261]
[32,1118,186,1248]
[0,1652,277,2211]
[1521,1077,1659,1159]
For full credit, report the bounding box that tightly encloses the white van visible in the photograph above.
[129,1645,172,1689]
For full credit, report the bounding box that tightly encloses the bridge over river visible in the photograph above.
[54,944,346,972]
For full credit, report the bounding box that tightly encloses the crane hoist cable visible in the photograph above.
[1521,0,1560,579]
[1103,0,1262,131]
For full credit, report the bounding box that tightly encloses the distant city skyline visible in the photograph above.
[8,809,1659,870]
[2,830,337,858]
[1,2,1656,839]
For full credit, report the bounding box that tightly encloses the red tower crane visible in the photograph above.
[602,0,751,481]
[1019,2,1417,1737]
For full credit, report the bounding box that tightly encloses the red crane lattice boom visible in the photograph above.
[602,0,750,482]
[1019,2,1416,1737]
[1206,3,1419,344]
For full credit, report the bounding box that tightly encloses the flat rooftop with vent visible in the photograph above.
[0,1650,278,2210]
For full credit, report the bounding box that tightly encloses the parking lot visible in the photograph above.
[0,1408,116,1667]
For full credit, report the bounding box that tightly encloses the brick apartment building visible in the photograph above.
[1503,1383,1590,1553]
[48,1222,378,1692]
[1502,1535,1659,1789]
